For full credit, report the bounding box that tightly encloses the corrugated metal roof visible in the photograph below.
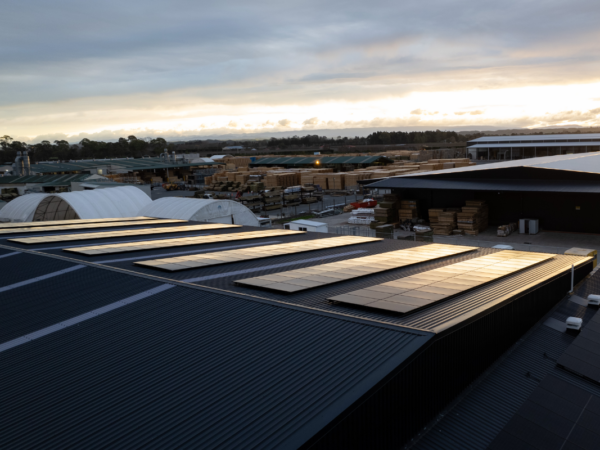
[469,142,600,148]
[366,152,600,188]
[469,133,600,143]
[0,249,430,448]
[0,174,92,184]
[411,265,600,449]
[366,178,600,193]
[31,157,211,174]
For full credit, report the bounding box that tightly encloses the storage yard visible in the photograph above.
[0,216,597,448]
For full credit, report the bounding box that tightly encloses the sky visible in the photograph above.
[2,0,600,143]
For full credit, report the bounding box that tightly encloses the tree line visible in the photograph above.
[0,130,484,164]
[0,135,169,164]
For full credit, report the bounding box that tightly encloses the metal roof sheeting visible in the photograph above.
[469,142,600,148]
[0,174,92,184]
[367,152,600,188]
[366,178,600,193]
[469,133,600,143]
[0,254,429,448]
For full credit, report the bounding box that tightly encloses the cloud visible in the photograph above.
[469,110,484,115]
[454,112,467,115]
[410,109,423,115]
[303,117,319,125]
[278,119,292,126]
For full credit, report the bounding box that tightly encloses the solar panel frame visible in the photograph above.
[133,236,381,271]
[234,244,478,293]
[328,251,554,314]
[0,219,188,235]
[62,229,308,255]
[0,216,158,229]
[8,224,241,244]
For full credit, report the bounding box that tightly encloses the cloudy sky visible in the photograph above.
[3,0,600,142]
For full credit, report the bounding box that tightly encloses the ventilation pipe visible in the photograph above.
[161,149,169,161]
[22,150,31,176]
[171,151,176,163]
[14,151,23,176]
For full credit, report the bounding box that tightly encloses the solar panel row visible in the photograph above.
[329,251,554,314]
[63,229,307,255]
[0,216,156,229]
[9,224,240,244]
[134,236,380,271]
[234,244,477,293]
[0,219,187,235]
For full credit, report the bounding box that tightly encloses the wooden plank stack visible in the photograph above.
[399,200,419,221]
[457,200,489,235]
[433,211,457,235]
[428,208,445,226]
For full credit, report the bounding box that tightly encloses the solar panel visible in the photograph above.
[0,216,157,229]
[134,236,380,271]
[0,219,188,235]
[64,229,309,255]
[328,251,554,313]
[8,224,240,245]
[234,244,477,293]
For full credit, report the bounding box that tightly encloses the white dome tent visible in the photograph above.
[0,186,152,222]
[139,197,260,227]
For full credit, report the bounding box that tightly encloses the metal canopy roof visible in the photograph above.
[469,133,600,143]
[0,173,92,184]
[469,142,600,148]
[31,157,218,174]
[366,178,600,193]
[251,155,388,165]
[366,153,600,189]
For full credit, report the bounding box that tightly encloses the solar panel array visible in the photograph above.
[0,219,187,235]
[0,216,156,229]
[134,236,380,271]
[329,251,554,314]
[234,244,477,293]
[9,224,240,244]
[64,229,307,255]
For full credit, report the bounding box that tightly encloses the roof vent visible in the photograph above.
[566,317,582,333]
[588,295,600,307]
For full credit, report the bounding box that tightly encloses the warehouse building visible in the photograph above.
[0,219,593,448]
[366,152,600,234]
[467,133,600,161]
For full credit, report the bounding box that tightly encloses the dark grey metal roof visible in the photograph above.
[411,266,600,449]
[0,258,429,448]
[468,133,600,143]
[367,153,600,188]
[366,177,600,193]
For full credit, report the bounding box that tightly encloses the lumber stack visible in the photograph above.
[433,211,457,235]
[399,200,418,221]
[457,200,489,235]
[428,208,445,226]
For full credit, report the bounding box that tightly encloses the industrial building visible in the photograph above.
[0,218,593,448]
[366,152,600,234]
[467,133,600,161]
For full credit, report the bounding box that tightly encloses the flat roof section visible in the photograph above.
[134,236,380,271]
[0,219,187,235]
[9,223,240,244]
[235,244,477,293]
[329,251,553,314]
[0,216,157,229]
[64,229,307,255]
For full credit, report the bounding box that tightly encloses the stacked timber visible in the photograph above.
[457,200,489,235]
[428,208,445,226]
[399,200,419,221]
[433,211,457,235]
